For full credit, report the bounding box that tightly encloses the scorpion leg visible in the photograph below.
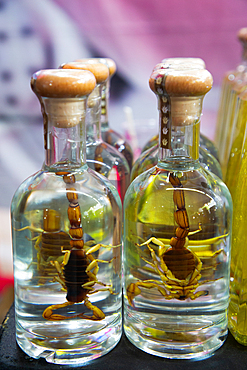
[81,298,105,320]
[43,301,74,320]
[127,280,174,307]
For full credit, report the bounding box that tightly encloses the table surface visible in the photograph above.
[1,304,247,370]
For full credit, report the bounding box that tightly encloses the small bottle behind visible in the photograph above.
[123,68,232,360]
[76,57,134,171]
[61,61,130,203]
[12,69,122,365]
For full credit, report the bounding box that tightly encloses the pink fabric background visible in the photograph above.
[54,0,247,88]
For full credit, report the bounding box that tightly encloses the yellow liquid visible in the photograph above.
[228,132,247,345]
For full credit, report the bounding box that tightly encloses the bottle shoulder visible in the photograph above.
[11,167,122,214]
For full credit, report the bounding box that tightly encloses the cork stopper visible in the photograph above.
[75,58,117,78]
[162,57,206,68]
[60,61,109,84]
[31,69,96,98]
[31,69,96,128]
[238,28,247,43]
[153,61,205,72]
[149,69,213,97]
[75,58,117,77]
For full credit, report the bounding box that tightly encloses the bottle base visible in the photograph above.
[124,313,227,360]
[16,314,122,365]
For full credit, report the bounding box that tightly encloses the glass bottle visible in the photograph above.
[132,63,222,181]
[123,68,232,359]
[76,57,134,170]
[225,88,247,200]
[142,59,220,162]
[11,69,122,365]
[61,61,130,203]
[228,117,247,345]
[215,28,247,172]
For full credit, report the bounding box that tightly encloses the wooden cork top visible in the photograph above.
[74,58,117,77]
[162,57,206,68]
[60,61,109,84]
[153,61,204,72]
[31,69,96,98]
[238,28,247,43]
[149,69,213,97]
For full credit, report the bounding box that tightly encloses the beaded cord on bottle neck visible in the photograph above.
[149,68,213,170]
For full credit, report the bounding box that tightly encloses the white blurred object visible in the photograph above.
[0,0,90,118]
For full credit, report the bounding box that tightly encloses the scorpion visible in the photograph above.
[42,171,115,321]
[127,172,226,306]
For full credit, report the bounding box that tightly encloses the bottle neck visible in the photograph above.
[100,80,110,131]
[86,85,102,143]
[157,96,202,169]
[42,97,87,171]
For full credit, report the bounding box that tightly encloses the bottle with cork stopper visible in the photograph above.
[130,61,222,181]
[123,68,232,359]
[61,60,130,203]
[11,68,122,365]
[75,57,134,171]
[142,57,220,162]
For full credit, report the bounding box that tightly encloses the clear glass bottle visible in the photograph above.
[76,57,134,170]
[61,61,130,203]
[228,117,247,345]
[11,69,122,365]
[215,28,247,172]
[141,59,220,162]
[123,68,232,359]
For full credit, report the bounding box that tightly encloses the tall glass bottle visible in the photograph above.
[11,69,122,365]
[215,28,247,170]
[228,118,247,345]
[61,61,130,203]
[76,57,134,170]
[123,68,232,359]
[225,88,247,200]
[142,59,220,162]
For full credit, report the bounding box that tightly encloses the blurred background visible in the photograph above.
[0,0,246,321]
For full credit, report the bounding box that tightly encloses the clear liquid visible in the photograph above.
[124,165,232,359]
[12,168,122,364]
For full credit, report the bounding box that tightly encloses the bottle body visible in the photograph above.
[124,163,232,359]
[12,166,122,365]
